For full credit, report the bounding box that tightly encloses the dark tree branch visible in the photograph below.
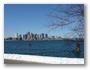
[46,4,84,38]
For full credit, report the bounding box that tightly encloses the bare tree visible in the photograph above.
[46,4,84,55]
[46,4,84,39]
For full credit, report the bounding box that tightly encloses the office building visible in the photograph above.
[45,34,48,39]
[15,33,18,38]
[18,34,22,40]
[27,32,30,40]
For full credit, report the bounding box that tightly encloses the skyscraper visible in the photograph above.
[18,34,22,40]
[45,34,48,39]
[27,32,30,40]
[30,33,34,40]
[40,33,44,40]
[34,34,37,40]
[37,34,39,40]
[15,33,18,38]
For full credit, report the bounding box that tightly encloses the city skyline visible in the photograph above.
[4,31,84,41]
[4,4,82,38]
[5,31,61,38]
[4,31,63,41]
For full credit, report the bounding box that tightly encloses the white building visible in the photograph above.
[15,33,18,38]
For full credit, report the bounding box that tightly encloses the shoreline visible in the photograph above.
[4,54,84,64]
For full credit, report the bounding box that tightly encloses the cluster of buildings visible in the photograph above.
[4,32,62,41]
[4,32,84,41]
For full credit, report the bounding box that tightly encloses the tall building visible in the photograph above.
[45,34,48,38]
[22,35,25,40]
[15,33,18,38]
[24,34,27,40]
[37,34,39,40]
[30,33,34,40]
[18,34,22,40]
[40,33,44,40]
[34,34,37,40]
[27,32,30,40]
[22,34,27,40]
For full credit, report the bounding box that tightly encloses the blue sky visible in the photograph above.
[4,4,71,38]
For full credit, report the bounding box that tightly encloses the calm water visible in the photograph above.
[4,40,84,58]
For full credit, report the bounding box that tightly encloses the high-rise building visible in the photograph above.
[42,33,44,39]
[37,34,39,40]
[30,33,34,40]
[15,33,18,38]
[27,32,30,40]
[18,34,22,40]
[40,33,44,40]
[45,34,48,38]
[22,35,25,40]
[34,34,37,40]
[22,34,27,40]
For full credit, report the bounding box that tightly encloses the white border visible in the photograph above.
[0,0,90,70]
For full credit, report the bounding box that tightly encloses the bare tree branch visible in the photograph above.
[46,4,84,38]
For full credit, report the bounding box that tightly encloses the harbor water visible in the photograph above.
[4,40,84,58]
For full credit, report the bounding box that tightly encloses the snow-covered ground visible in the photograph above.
[4,54,84,64]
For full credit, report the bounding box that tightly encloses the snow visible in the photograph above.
[4,54,84,64]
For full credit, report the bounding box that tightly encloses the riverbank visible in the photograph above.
[4,54,84,64]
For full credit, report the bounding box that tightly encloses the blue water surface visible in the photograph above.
[4,40,84,58]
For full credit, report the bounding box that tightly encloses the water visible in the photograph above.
[4,40,84,58]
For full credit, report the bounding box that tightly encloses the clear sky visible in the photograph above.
[4,4,72,38]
